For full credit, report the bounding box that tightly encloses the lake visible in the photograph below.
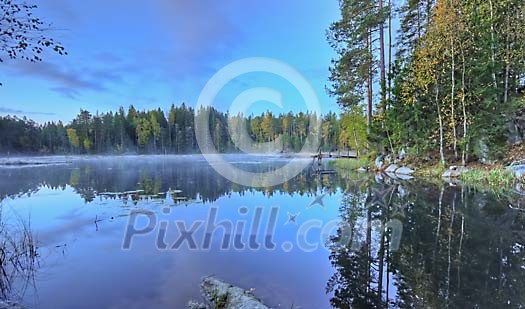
[0,155,524,308]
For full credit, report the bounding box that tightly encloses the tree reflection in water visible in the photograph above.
[1,157,525,307]
[327,173,525,308]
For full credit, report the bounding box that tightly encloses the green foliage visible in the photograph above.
[331,157,371,171]
[136,117,151,149]
[329,0,525,164]
[415,165,446,178]
[460,167,516,188]
[0,107,346,154]
[339,106,367,154]
[66,128,79,150]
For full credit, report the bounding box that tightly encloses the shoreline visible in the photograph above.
[331,157,525,193]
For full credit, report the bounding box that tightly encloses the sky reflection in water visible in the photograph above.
[0,155,524,308]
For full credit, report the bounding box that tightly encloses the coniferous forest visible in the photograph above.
[0,105,354,154]
[2,0,525,165]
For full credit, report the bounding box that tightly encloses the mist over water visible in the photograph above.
[0,155,524,308]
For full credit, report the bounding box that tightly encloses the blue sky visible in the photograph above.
[0,0,341,123]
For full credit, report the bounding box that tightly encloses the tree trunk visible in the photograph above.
[451,35,458,159]
[387,0,392,107]
[504,14,510,105]
[461,48,468,165]
[436,81,445,165]
[489,0,498,90]
[379,0,387,113]
[426,0,433,26]
[367,28,373,130]
[353,126,360,157]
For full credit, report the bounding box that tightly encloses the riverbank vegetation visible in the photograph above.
[328,0,525,167]
[331,157,371,171]
[460,167,516,187]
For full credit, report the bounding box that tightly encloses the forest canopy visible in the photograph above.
[0,105,356,154]
[328,0,525,164]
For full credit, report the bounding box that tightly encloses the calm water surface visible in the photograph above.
[0,155,524,308]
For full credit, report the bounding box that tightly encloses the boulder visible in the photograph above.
[516,183,525,196]
[356,167,367,173]
[443,166,467,178]
[385,154,393,165]
[385,172,398,179]
[397,185,407,198]
[395,167,415,175]
[187,301,206,309]
[398,148,406,161]
[509,160,525,179]
[396,174,414,180]
[385,164,399,173]
[375,155,384,170]
[200,277,269,309]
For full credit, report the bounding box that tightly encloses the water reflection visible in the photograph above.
[0,156,524,308]
[0,216,39,303]
[0,155,341,203]
[328,173,525,308]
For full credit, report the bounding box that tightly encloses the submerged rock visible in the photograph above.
[199,276,269,309]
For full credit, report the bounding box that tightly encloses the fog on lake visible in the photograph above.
[0,155,524,308]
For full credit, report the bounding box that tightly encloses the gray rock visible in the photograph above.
[385,164,398,173]
[516,183,525,196]
[356,167,367,173]
[395,167,415,175]
[477,139,494,164]
[443,166,467,178]
[375,155,384,169]
[509,161,525,179]
[187,301,206,309]
[385,172,398,179]
[396,174,414,180]
[443,170,454,178]
[385,154,393,165]
[200,277,269,309]
[399,148,406,161]
[397,185,407,198]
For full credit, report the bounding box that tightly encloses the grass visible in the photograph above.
[0,214,38,300]
[330,157,371,171]
[414,164,446,178]
[460,167,516,187]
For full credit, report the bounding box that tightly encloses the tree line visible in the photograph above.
[0,104,361,154]
[328,0,525,164]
